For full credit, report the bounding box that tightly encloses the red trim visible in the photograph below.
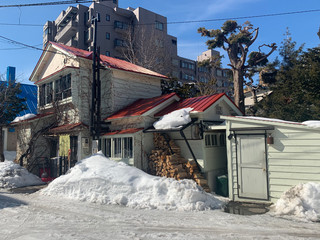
[35,66,79,84]
[103,128,143,136]
[106,93,179,120]
[154,93,227,117]
[49,122,88,133]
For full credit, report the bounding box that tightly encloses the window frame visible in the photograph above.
[102,136,134,160]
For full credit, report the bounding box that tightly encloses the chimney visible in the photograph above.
[6,66,16,85]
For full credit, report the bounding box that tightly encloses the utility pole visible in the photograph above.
[90,13,101,151]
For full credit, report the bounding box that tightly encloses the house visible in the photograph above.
[101,92,243,191]
[14,42,167,175]
[222,116,320,203]
[1,66,37,152]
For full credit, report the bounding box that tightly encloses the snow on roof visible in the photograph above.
[40,152,224,211]
[12,113,37,123]
[270,182,320,222]
[153,108,193,130]
[50,42,168,79]
[106,93,179,120]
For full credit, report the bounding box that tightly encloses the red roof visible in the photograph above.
[106,93,179,120]
[49,122,88,134]
[155,93,227,117]
[49,42,168,79]
[103,128,143,136]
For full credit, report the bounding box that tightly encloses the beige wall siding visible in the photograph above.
[226,119,320,203]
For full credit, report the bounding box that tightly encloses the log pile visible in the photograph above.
[148,133,210,192]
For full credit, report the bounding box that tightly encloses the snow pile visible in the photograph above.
[12,113,36,123]
[153,108,193,129]
[0,161,43,188]
[270,182,320,222]
[41,152,223,211]
[302,120,320,128]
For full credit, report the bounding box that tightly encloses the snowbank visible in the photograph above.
[153,108,193,129]
[0,161,44,189]
[12,113,36,123]
[41,152,223,211]
[270,182,320,222]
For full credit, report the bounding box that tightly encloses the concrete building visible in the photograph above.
[43,0,232,95]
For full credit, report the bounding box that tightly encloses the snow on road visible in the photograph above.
[1,190,320,240]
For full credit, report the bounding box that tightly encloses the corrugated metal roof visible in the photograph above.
[106,93,179,120]
[103,128,143,136]
[50,42,168,79]
[0,81,37,117]
[155,93,226,117]
[49,122,88,134]
[18,84,37,116]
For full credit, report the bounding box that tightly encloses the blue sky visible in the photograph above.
[0,0,319,84]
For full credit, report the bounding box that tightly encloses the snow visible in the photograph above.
[237,116,299,124]
[153,107,193,129]
[302,120,320,128]
[0,161,43,189]
[12,113,36,123]
[41,152,223,211]
[270,182,320,222]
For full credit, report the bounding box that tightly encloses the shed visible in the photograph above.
[222,116,320,203]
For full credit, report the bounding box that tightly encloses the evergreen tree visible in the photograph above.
[0,80,26,162]
[256,35,320,122]
[198,20,277,113]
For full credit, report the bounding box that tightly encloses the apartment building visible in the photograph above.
[43,0,232,95]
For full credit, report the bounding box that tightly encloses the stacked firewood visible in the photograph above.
[148,133,211,192]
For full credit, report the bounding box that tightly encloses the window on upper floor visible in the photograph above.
[113,0,117,4]
[105,51,110,56]
[114,21,128,30]
[172,39,177,45]
[181,73,195,81]
[106,14,110,21]
[216,69,222,77]
[181,61,195,70]
[106,32,110,40]
[39,73,72,107]
[155,21,164,31]
[114,38,125,47]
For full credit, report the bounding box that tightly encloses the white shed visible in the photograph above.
[222,116,320,203]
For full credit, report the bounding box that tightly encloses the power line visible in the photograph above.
[0,0,94,8]
[0,8,319,27]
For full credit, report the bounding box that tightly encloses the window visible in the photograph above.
[200,77,208,83]
[105,51,110,56]
[40,73,72,107]
[155,21,164,31]
[106,14,110,21]
[181,61,195,70]
[113,0,117,4]
[103,137,133,159]
[205,134,218,147]
[220,134,226,146]
[217,69,222,77]
[44,27,51,36]
[114,39,125,47]
[114,21,128,30]
[198,66,208,73]
[84,12,89,24]
[172,39,177,45]
[106,32,110,40]
[182,73,195,81]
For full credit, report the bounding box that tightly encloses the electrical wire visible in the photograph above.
[0,8,319,27]
[0,0,94,8]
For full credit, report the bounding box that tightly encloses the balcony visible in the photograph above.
[55,20,78,43]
